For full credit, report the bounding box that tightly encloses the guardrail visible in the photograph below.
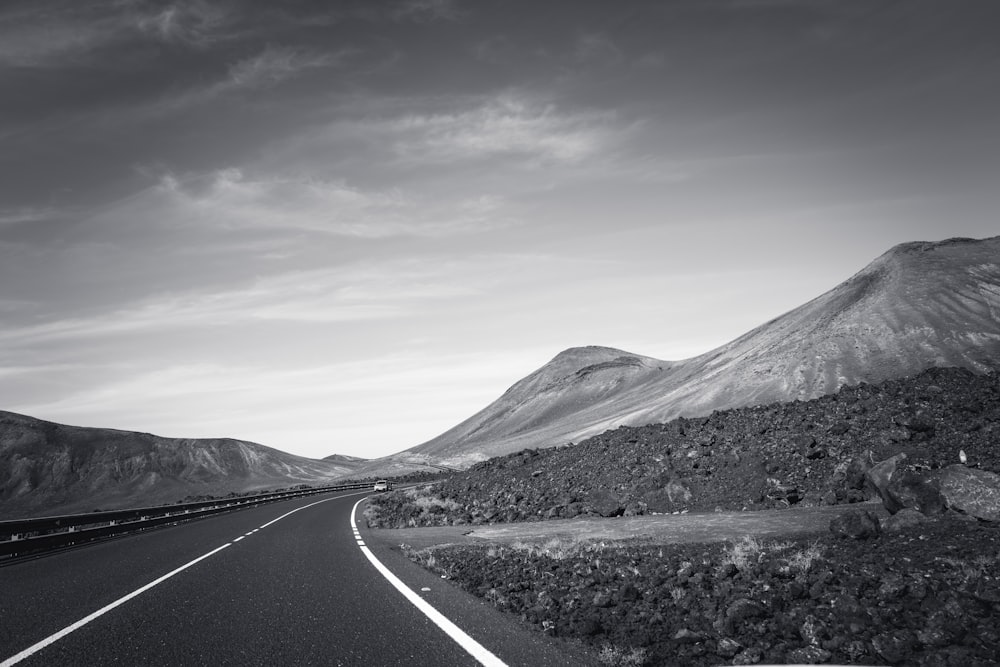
[0,482,376,561]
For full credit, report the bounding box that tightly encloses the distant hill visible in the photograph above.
[0,412,356,519]
[323,453,369,465]
[367,236,1000,470]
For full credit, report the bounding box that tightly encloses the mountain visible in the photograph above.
[323,453,369,466]
[0,411,357,519]
[371,236,1000,469]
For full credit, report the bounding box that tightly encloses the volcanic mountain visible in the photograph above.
[0,411,362,519]
[368,236,1000,470]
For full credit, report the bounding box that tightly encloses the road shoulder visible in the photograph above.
[356,499,600,667]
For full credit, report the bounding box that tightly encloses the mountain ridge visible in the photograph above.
[360,235,1000,471]
[0,410,361,519]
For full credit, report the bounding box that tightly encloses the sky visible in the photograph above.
[1,0,998,460]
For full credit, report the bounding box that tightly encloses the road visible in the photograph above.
[0,490,591,666]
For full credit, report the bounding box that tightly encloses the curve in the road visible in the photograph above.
[349,498,506,667]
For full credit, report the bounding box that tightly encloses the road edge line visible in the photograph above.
[350,498,508,667]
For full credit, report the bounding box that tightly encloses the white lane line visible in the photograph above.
[350,498,508,667]
[234,536,245,542]
[0,542,232,667]
[258,491,368,530]
[1,492,365,667]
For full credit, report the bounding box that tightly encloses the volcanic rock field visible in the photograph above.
[367,367,1000,666]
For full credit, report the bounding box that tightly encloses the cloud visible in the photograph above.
[0,1,235,67]
[112,44,346,119]
[0,206,60,226]
[143,167,509,237]
[0,253,493,345]
[391,0,464,22]
[132,1,234,47]
[0,11,115,66]
[382,94,619,165]
[224,46,343,90]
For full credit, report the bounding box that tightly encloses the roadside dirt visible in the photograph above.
[368,502,887,551]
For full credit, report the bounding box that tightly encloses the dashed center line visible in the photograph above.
[1,494,350,667]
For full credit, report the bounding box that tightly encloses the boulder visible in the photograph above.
[640,476,692,512]
[845,455,872,490]
[883,469,947,516]
[865,453,907,507]
[880,507,928,531]
[586,488,624,517]
[932,465,1000,521]
[829,510,881,539]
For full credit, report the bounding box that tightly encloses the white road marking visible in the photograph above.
[234,536,245,542]
[1,492,366,666]
[350,498,508,667]
[0,542,232,667]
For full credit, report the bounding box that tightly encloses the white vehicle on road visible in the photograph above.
[372,480,389,492]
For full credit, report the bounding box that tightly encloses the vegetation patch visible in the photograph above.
[365,485,462,528]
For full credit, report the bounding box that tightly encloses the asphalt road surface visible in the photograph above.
[0,490,592,666]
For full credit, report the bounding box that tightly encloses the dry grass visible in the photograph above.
[483,535,604,561]
[938,554,998,580]
[719,535,767,572]
[717,535,824,576]
[597,644,648,666]
[784,542,824,575]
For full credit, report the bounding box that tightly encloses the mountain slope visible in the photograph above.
[378,236,1000,468]
[323,453,369,466]
[0,411,356,519]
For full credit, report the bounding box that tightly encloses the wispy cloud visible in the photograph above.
[0,1,236,67]
[133,0,234,47]
[110,44,347,119]
[0,206,60,226]
[141,167,510,237]
[224,46,344,90]
[391,0,464,23]
[0,12,115,67]
[0,255,491,345]
[381,94,620,165]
